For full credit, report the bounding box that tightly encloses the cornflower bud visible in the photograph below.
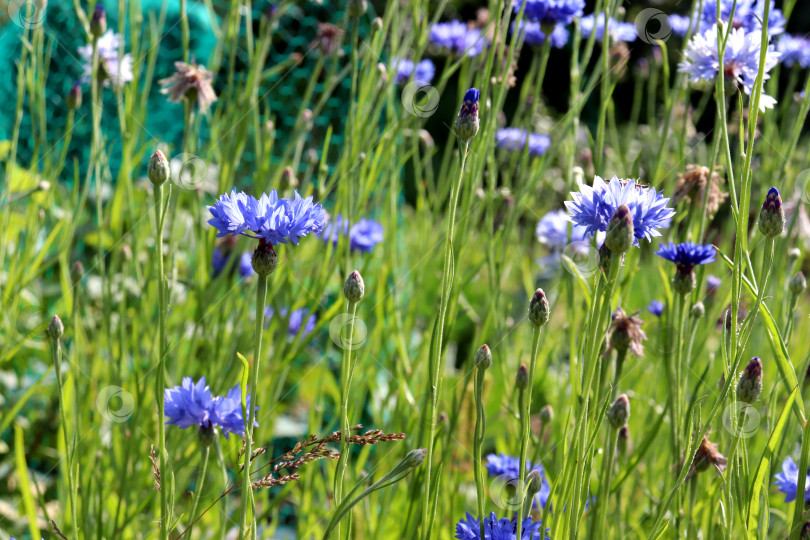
[528,288,550,327]
[515,364,529,391]
[251,241,278,277]
[758,187,785,238]
[148,150,170,186]
[736,357,763,404]
[90,5,107,37]
[605,205,634,254]
[474,344,492,370]
[790,272,806,296]
[67,82,82,110]
[454,88,480,142]
[690,301,705,319]
[47,315,64,340]
[607,394,630,429]
[344,270,365,303]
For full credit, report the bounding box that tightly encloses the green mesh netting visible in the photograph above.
[0,1,370,183]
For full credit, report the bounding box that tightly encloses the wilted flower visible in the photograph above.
[606,308,646,356]
[672,165,728,218]
[689,438,727,477]
[429,21,487,57]
[392,58,436,84]
[314,23,343,56]
[159,61,218,113]
[495,128,551,157]
[565,176,675,246]
[679,26,781,112]
[78,31,134,88]
[580,13,638,43]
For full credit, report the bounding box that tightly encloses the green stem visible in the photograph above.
[52,337,79,539]
[595,427,618,537]
[422,139,469,537]
[517,325,543,539]
[473,365,487,539]
[154,181,169,540]
[334,300,359,536]
[239,272,268,539]
[187,445,210,539]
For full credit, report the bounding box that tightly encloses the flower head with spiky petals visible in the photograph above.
[701,0,785,36]
[775,456,810,503]
[515,0,585,26]
[655,242,717,272]
[565,176,675,245]
[535,209,594,249]
[164,377,216,430]
[455,511,549,540]
[211,384,257,438]
[679,26,781,112]
[207,189,326,245]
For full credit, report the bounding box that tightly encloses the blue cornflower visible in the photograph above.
[679,26,781,112]
[429,21,487,57]
[775,456,810,503]
[580,13,637,43]
[647,300,664,317]
[392,58,436,84]
[706,274,722,294]
[565,176,675,245]
[212,384,256,438]
[265,307,317,337]
[164,377,258,439]
[321,215,385,253]
[701,0,785,37]
[670,13,700,38]
[514,21,569,48]
[495,128,551,157]
[535,209,592,250]
[455,512,549,540]
[165,377,216,430]
[655,242,716,270]
[515,0,585,26]
[778,35,810,69]
[485,453,551,510]
[350,219,385,253]
[208,189,326,245]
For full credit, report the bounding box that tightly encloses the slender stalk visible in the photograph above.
[52,335,79,539]
[595,427,618,537]
[334,300,359,537]
[422,139,469,537]
[153,181,169,540]
[472,364,487,538]
[517,325,543,539]
[187,445,210,539]
[239,272,268,538]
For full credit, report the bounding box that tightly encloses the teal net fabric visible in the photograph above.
[0,1,368,183]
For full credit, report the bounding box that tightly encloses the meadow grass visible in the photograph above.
[2,0,810,539]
